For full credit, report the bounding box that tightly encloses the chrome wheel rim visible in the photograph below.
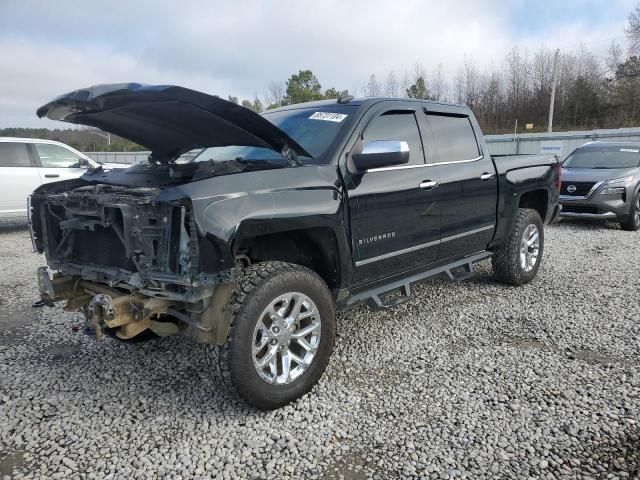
[252,292,321,385]
[520,224,540,272]
[634,197,640,225]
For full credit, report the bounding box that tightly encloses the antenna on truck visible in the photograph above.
[337,90,353,104]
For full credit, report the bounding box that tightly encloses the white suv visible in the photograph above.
[0,137,127,218]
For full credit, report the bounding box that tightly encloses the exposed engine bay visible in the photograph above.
[28,83,336,346]
[30,181,236,343]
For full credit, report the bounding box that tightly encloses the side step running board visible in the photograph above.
[367,283,412,310]
[348,251,492,310]
[445,262,475,282]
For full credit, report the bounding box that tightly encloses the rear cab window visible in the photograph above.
[426,114,480,163]
[0,142,33,167]
[362,111,425,165]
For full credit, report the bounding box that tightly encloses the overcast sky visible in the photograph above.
[0,0,636,128]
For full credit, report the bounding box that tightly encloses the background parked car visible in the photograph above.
[559,141,640,231]
[0,137,127,218]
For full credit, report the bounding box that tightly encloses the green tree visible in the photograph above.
[241,98,264,112]
[285,70,323,104]
[608,55,640,126]
[227,95,239,104]
[406,77,431,99]
[564,76,602,128]
[323,87,340,99]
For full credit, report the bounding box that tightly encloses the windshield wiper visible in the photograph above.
[227,158,288,169]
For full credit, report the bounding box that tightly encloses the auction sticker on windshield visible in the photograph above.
[309,112,348,122]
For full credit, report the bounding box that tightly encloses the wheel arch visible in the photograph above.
[233,224,348,295]
[518,189,549,221]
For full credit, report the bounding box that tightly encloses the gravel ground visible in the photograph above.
[0,217,639,479]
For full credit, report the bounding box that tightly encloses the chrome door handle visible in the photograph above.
[480,173,495,181]
[420,180,438,190]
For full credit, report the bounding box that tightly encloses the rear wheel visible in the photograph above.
[219,261,335,410]
[492,208,544,285]
[620,193,640,231]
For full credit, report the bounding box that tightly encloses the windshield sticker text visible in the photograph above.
[309,112,348,122]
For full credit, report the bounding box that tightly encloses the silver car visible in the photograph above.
[559,141,640,231]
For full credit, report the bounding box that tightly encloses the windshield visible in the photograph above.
[181,105,355,166]
[563,146,640,169]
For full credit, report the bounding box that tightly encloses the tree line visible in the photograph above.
[4,4,640,150]
[242,3,640,134]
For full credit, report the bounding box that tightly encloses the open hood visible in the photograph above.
[37,83,312,163]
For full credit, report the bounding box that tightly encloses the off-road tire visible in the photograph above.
[620,193,640,231]
[492,208,544,285]
[219,261,335,410]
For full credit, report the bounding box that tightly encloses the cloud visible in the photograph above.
[0,0,635,127]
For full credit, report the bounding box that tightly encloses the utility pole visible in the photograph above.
[548,49,560,133]
[89,131,111,147]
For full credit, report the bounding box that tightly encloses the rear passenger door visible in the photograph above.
[424,112,497,260]
[0,142,41,216]
[345,104,441,286]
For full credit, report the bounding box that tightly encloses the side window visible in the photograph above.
[427,114,480,163]
[0,143,32,167]
[362,111,425,165]
[34,143,83,168]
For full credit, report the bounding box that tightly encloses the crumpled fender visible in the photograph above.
[157,165,352,285]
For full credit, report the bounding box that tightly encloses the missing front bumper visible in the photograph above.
[36,267,236,344]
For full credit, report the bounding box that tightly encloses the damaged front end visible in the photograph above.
[30,181,237,344]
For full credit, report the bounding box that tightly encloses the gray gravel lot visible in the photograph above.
[0,217,639,479]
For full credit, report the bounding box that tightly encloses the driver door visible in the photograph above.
[32,143,88,184]
[344,103,441,286]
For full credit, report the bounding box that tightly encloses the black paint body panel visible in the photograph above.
[31,94,560,305]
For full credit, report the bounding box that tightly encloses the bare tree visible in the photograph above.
[455,55,480,107]
[532,46,553,93]
[384,70,399,97]
[412,63,427,85]
[366,74,382,96]
[504,47,529,119]
[429,64,447,101]
[606,41,623,76]
[477,65,503,127]
[626,3,640,55]
[401,70,412,97]
[266,81,286,107]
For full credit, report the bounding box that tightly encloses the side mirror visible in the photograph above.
[352,140,410,171]
[79,158,90,168]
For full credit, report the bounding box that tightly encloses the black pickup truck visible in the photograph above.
[30,84,561,409]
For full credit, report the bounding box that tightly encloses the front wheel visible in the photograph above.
[492,208,544,285]
[219,261,335,410]
[620,193,640,231]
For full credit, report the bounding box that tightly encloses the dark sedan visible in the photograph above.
[559,141,640,231]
